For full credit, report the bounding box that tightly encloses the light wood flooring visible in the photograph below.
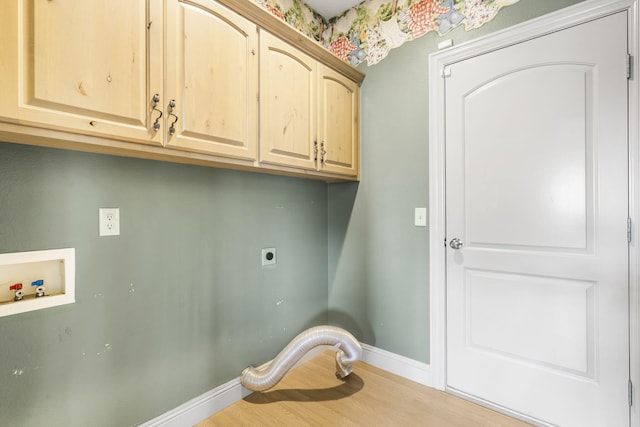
[196,350,531,426]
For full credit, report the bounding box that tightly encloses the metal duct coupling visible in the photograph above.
[240,325,362,392]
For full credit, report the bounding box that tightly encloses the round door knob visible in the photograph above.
[449,238,463,250]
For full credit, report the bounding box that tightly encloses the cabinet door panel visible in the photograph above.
[318,65,359,177]
[259,31,316,170]
[165,0,258,160]
[0,0,162,144]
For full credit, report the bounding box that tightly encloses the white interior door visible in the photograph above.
[445,11,629,427]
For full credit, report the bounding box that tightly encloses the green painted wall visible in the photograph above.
[0,1,592,425]
[327,0,587,363]
[0,142,328,426]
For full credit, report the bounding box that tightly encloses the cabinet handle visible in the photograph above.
[313,140,319,161]
[168,99,179,136]
[320,141,327,164]
[151,93,162,132]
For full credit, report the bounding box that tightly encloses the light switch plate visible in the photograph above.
[415,208,427,227]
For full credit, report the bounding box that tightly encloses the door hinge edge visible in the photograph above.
[441,67,451,78]
[629,379,633,407]
[628,218,632,243]
[627,53,633,80]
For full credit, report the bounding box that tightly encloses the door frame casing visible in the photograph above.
[428,0,640,424]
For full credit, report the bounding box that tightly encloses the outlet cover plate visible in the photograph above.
[99,208,120,236]
[262,248,276,266]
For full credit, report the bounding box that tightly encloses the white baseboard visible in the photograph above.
[360,343,432,387]
[139,378,251,427]
[141,345,432,426]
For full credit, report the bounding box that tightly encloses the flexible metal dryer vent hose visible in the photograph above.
[240,325,362,392]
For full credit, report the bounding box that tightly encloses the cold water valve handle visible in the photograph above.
[31,279,45,297]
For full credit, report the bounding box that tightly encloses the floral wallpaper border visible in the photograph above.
[252,0,520,67]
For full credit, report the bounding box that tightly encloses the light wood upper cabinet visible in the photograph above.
[318,64,359,177]
[0,0,362,181]
[0,0,163,145]
[0,0,258,160]
[164,0,258,160]
[259,31,317,171]
[259,31,359,178]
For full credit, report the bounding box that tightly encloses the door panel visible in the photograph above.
[445,11,629,427]
[465,65,591,251]
[466,269,595,377]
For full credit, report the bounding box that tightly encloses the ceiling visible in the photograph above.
[303,0,362,19]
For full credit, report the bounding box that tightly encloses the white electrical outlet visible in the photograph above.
[262,248,276,266]
[99,208,120,236]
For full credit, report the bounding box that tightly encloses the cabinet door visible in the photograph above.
[318,65,359,177]
[259,31,317,171]
[0,0,163,145]
[165,0,258,160]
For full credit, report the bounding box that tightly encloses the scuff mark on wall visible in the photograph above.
[57,326,72,343]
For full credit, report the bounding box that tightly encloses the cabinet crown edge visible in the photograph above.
[216,0,365,85]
